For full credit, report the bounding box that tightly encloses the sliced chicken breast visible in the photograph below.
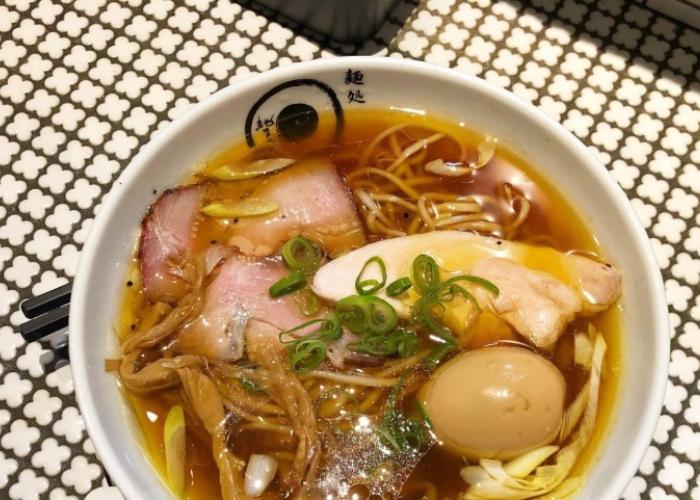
[570,254,622,314]
[469,257,582,349]
[312,231,621,349]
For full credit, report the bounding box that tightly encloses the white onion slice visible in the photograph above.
[244,454,278,497]
[425,159,472,177]
[210,158,295,181]
[573,332,593,367]
[472,134,497,169]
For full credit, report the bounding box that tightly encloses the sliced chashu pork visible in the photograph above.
[139,186,203,303]
[312,231,621,350]
[229,158,366,256]
[174,251,359,366]
[174,253,308,360]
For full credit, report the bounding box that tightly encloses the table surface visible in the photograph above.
[0,0,698,499]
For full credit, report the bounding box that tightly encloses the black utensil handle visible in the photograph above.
[19,302,70,343]
[20,283,72,319]
[55,340,69,361]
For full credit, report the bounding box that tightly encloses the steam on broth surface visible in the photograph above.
[114,109,621,500]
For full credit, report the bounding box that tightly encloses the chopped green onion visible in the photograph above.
[201,199,279,218]
[435,282,481,311]
[412,292,457,368]
[425,339,456,368]
[416,401,432,428]
[278,313,342,344]
[386,277,412,297]
[336,295,397,335]
[367,296,398,334]
[288,339,327,373]
[378,382,430,455]
[278,313,343,373]
[350,327,418,358]
[294,288,321,316]
[208,158,295,181]
[412,295,450,337]
[269,270,307,297]
[412,254,440,294]
[397,331,420,358]
[442,275,499,296]
[336,295,372,333]
[355,256,387,295]
[279,318,327,343]
[282,236,323,273]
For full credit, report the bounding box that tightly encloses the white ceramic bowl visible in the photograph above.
[70,56,669,500]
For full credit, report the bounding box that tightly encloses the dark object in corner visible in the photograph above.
[253,0,401,43]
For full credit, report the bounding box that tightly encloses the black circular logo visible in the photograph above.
[276,103,319,141]
[244,78,344,148]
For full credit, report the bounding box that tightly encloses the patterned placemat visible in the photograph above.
[0,0,698,498]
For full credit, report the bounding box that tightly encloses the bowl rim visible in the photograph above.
[70,56,669,500]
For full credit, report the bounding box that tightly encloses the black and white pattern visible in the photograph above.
[0,0,698,498]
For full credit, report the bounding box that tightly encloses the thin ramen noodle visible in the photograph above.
[113,109,622,500]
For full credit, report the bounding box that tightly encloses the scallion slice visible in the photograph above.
[442,275,499,296]
[269,270,307,297]
[386,277,412,297]
[412,254,440,294]
[350,327,418,358]
[278,313,343,373]
[294,288,321,316]
[281,236,323,274]
[367,296,398,334]
[288,339,327,373]
[336,295,371,333]
[355,256,387,295]
[336,295,397,335]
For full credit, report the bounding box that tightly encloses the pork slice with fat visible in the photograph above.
[175,254,305,360]
[229,158,366,256]
[139,186,203,303]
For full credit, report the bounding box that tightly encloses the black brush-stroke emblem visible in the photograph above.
[244,78,344,147]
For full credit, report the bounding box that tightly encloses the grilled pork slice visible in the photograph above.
[229,158,366,256]
[174,251,361,366]
[175,254,305,360]
[139,186,203,303]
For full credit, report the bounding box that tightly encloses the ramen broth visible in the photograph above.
[116,109,621,500]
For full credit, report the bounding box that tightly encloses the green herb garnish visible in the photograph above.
[282,236,323,274]
[416,401,432,428]
[355,256,387,295]
[412,254,440,294]
[276,251,498,373]
[377,383,430,455]
[386,277,412,297]
[350,327,419,358]
[294,288,321,316]
[269,270,307,297]
[336,295,397,335]
[279,313,343,373]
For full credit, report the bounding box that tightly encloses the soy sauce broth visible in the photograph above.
[118,108,622,500]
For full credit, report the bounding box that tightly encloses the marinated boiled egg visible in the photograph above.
[419,345,565,460]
